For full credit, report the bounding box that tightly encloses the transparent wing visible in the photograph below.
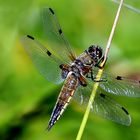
[90,68,140,97]
[42,7,76,63]
[21,35,64,84]
[93,93,131,126]
[99,72,140,97]
[74,82,131,126]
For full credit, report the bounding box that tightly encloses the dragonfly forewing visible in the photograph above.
[42,7,76,63]
[21,35,64,84]
[99,73,140,97]
[88,68,140,97]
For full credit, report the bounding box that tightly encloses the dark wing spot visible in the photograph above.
[46,51,52,56]
[122,107,129,115]
[27,35,34,40]
[100,93,106,98]
[116,76,123,80]
[49,8,54,15]
[58,29,62,34]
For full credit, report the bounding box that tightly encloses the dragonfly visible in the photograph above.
[21,7,140,131]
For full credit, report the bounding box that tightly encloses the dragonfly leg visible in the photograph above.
[78,75,87,87]
[93,78,107,82]
[95,56,107,69]
[86,71,107,82]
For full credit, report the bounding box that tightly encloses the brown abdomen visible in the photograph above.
[47,72,79,130]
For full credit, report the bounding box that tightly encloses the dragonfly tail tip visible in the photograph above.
[47,124,53,131]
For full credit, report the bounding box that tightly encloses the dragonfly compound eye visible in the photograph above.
[96,46,102,59]
[87,45,103,61]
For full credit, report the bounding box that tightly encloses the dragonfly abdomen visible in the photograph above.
[47,72,79,130]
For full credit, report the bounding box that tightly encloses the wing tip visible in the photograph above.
[124,115,131,126]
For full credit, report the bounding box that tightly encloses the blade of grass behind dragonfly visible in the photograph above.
[111,0,140,14]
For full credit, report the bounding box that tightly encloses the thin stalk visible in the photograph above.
[76,0,124,140]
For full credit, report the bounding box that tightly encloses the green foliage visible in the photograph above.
[0,0,140,140]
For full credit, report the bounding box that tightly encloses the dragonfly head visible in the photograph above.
[87,45,103,64]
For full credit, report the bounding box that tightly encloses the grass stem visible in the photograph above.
[76,0,124,140]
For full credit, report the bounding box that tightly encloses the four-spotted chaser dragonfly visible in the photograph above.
[22,7,140,131]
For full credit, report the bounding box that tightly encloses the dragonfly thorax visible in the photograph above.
[60,45,103,82]
[60,62,82,80]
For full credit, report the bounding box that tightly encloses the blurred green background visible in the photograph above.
[0,0,140,140]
